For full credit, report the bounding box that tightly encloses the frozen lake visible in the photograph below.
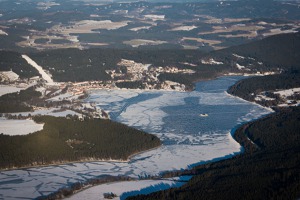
[0,76,271,199]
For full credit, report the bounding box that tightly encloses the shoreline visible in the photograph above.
[0,75,274,199]
[61,118,266,200]
[61,91,273,199]
[225,91,274,112]
[0,144,163,172]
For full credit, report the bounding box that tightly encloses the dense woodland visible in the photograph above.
[29,48,208,84]
[0,51,39,78]
[0,86,41,113]
[1,2,300,199]
[0,32,299,91]
[27,32,300,90]
[209,32,300,72]
[0,116,161,169]
[127,106,300,200]
[228,71,300,105]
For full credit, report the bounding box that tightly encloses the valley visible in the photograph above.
[0,0,299,199]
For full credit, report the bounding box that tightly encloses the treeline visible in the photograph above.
[0,51,39,78]
[227,71,300,104]
[29,48,117,82]
[0,86,41,113]
[247,107,300,150]
[29,48,232,88]
[115,81,144,89]
[1,32,296,90]
[0,116,161,170]
[26,32,300,90]
[127,107,300,200]
[44,175,135,200]
[29,48,206,83]
[158,73,194,90]
[209,32,300,72]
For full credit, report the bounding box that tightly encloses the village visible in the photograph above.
[68,58,196,95]
[1,52,298,123]
[0,56,198,121]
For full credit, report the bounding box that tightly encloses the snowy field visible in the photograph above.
[0,29,8,35]
[22,55,54,84]
[0,109,82,137]
[0,118,44,136]
[0,85,22,96]
[12,108,82,118]
[60,20,129,33]
[47,92,81,102]
[0,76,271,199]
[123,39,167,47]
[130,26,151,31]
[68,177,192,200]
[274,87,300,97]
[143,15,165,21]
[170,25,197,31]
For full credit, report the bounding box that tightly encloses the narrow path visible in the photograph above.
[22,55,54,84]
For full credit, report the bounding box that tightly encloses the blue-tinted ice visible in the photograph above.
[0,76,271,199]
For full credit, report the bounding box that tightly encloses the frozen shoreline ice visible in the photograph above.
[0,76,272,199]
[67,178,192,200]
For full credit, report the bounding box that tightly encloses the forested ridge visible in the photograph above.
[0,51,39,78]
[209,32,300,71]
[29,48,210,84]
[0,86,41,113]
[125,33,300,199]
[127,107,300,200]
[0,116,161,170]
[228,71,300,104]
[24,32,300,92]
[1,32,299,91]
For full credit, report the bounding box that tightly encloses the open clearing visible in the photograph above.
[182,37,222,46]
[67,178,190,200]
[22,55,54,84]
[53,20,130,34]
[123,39,167,47]
[0,85,22,96]
[0,118,44,136]
[170,26,197,31]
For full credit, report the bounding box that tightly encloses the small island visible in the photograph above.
[199,113,208,117]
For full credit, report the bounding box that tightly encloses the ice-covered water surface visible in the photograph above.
[89,76,269,147]
[0,77,271,199]
[66,177,192,200]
